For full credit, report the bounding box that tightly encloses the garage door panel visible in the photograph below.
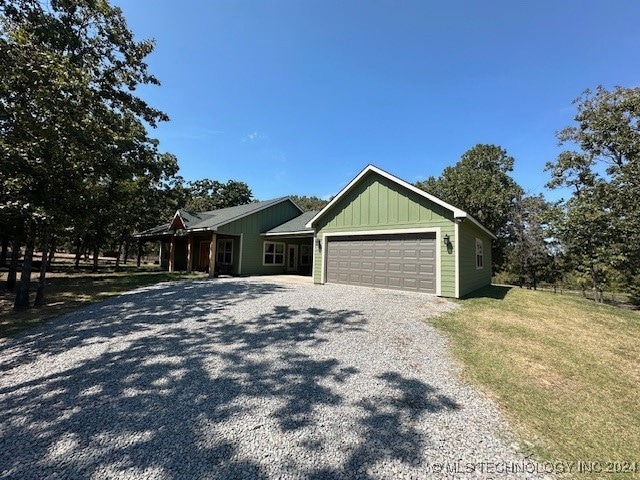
[326,233,437,294]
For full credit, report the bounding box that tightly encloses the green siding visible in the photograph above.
[218,200,302,275]
[458,220,493,296]
[312,171,456,297]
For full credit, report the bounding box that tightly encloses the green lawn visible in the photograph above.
[430,286,640,478]
[0,268,206,337]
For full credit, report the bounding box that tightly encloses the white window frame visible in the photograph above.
[263,241,285,266]
[475,237,484,270]
[217,239,233,265]
[300,244,312,266]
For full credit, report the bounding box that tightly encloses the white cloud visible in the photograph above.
[242,131,268,143]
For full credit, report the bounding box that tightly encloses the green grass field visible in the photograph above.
[430,286,640,478]
[0,268,205,337]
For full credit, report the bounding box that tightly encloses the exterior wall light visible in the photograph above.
[443,234,450,245]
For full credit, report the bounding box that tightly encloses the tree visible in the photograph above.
[183,179,253,211]
[289,195,329,212]
[547,86,640,302]
[1,0,170,308]
[416,144,524,271]
[506,194,561,289]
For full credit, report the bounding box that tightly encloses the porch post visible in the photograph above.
[208,232,217,278]
[187,235,193,273]
[169,236,176,272]
[158,240,164,266]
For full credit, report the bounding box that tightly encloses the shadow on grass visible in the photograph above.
[461,284,512,300]
[0,279,459,479]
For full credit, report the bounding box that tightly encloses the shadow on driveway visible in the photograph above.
[0,279,459,479]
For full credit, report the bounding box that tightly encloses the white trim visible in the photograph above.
[304,165,496,240]
[319,227,442,296]
[262,240,286,266]
[238,234,244,275]
[263,230,314,237]
[170,210,186,230]
[454,222,460,298]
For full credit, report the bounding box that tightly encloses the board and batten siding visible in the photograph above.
[218,200,302,275]
[458,219,493,297]
[313,171,456,297]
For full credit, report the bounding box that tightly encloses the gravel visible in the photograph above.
[0,278,547,479]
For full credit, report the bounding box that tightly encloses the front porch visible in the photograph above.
[154,231,314,278]
[160,232,241,277]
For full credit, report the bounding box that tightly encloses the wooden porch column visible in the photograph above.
[158,240,164,266]
[169,236,176,272]
[187,235,194,273]
[208,232,217,278]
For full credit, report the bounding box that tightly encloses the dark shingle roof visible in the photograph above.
[134,223,172,238]
[265,211,318,235]
[180,198,292,230]
[134,198,298,238]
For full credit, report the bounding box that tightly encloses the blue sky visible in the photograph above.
[113,0,639,202]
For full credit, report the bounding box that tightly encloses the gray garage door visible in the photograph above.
[326,233,437,293]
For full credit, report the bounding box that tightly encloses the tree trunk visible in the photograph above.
[6,239,20,291]
[14,233,35,311]
[46,236,56,271]
[115,238,123,270]
[74,239,82,268]
[92,245,99,273]
[123,240,130,264]
[0,237,8,267]
[34,229,50,307]
[532,269,537,290]
[136,241,142,268]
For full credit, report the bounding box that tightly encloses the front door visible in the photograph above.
[287,245,298,272]
[199,241,210,271]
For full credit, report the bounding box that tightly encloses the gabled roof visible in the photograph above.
[264,211,318,236]
[135,222,173,238]
[305,165,497,239]
[134,197,302,237]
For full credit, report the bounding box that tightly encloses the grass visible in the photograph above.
[429,285,640,477]
[0,266,206,337]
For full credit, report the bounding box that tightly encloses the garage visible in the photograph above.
[307,165,496,298]
[326,233,437,293]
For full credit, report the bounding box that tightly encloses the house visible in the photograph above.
[306,165,495,298]
[135,198,314,276]
[136,165,495,298]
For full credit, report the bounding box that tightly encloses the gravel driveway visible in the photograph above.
[0,278,543,479]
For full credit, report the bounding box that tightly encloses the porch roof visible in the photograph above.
[263,211,317,237]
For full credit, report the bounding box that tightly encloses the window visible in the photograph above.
[476,238,484,269]
[217,239,233,265]
[263,241,285,266]
[300,244,312,266]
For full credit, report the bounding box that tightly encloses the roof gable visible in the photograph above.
[305,165,496,239]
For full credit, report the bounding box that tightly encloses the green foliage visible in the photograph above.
[416,144,524,271]
[289,195,329,212]
[183,179,253,212]
[506,194,563,289]
[546,85,640,300]
[0,0,177,306]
